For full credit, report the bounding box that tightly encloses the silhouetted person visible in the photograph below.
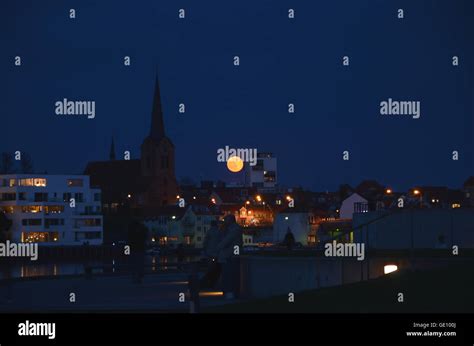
[200,220,222,289]
[284,227,295,250]
[128,219,148,284]
[217,214,243,299]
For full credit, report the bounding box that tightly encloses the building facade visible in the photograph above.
[0,174,103,245]
[245,152,277,189]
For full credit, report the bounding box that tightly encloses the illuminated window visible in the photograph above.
[19,178,47,187]
[451,203,461,209]
[35,179,46,187]
[22,205,43,213]
[0,206,14,213]
[21,231,59,243]
[9,179,17,187]
[44,205,64,214]
[159,236,167,245]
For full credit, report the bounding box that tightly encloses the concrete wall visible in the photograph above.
[353,209,474,249]
[239,255,465,299]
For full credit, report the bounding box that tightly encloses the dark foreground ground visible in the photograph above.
[205,263,474,313]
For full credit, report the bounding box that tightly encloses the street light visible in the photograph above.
[413,189,422,208]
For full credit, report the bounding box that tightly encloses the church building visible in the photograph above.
[84,77,179,215]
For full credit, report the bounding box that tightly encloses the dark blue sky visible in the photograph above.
[1,0,473,191]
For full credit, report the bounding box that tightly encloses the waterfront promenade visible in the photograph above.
[0,272,228,312]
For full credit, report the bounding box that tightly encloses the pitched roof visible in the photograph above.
[464,176,474,188]
[84,160,145,201]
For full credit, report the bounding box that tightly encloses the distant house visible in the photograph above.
[142,205,219,249]
[273,207,319,246]
[339,193,368,219]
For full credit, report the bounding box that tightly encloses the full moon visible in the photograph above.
[227,155,244,173]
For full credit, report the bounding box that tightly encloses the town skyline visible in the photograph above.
[2,1,473,191]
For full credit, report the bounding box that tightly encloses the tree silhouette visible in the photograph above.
[20,152,34,173]
[0,152,14,174]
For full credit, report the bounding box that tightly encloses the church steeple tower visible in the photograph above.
[140,75,178,206]
[150,77,166,142]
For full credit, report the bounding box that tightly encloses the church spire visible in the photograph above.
[150,76,165,141]
[109,136,116,160]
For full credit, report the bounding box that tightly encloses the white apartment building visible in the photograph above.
[0,174,103,245]
[245,152,277,189]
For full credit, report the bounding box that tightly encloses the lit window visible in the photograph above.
[0,206,14,213]
[19,178,47,187]
[34,178,47,187]
[452,203,461,209]
[21,231,59,243]
[22,205,43,213]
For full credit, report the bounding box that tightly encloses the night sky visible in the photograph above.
[1,0,473,191]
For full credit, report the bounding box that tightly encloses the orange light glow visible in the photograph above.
[199,291,224,297]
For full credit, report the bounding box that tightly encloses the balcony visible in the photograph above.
[354,202,369,213]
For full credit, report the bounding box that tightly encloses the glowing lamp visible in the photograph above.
[384,264,398,274]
